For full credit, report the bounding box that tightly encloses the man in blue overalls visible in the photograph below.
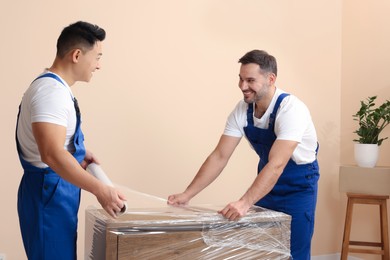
[168,50,319,259]
[16,21,126,260]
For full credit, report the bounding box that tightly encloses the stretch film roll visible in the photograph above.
[86,163,128,216]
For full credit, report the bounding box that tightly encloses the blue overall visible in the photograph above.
[16,73,86,260]
[243,93,319,260]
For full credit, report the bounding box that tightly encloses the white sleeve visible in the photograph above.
[223,100,247,137]
[31,85,73,127]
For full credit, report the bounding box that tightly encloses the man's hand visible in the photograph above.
[96,185,127,218]
[167,192,191,206]
[81,149,99,169]
[218,199,252,221]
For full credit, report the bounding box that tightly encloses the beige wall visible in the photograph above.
[342,0,390,166]
[341,1,390,259]
[0,0,387,259]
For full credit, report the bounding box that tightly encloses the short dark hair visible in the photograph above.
[56,21,106,58]
[238,50,277,76]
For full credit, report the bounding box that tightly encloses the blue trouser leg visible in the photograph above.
[257,186,317,260]
[18,171,80,260]
[18,173,43,260]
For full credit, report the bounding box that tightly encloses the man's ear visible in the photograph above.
[268,73,277,85]
[71,49,82,63]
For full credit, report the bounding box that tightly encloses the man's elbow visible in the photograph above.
[39,149,62,167]
[268,159,288,177]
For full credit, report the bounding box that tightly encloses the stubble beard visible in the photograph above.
[243,88,267,104]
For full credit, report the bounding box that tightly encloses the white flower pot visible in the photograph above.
[354,143,379,168]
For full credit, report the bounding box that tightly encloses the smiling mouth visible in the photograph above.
[243,90,254,97]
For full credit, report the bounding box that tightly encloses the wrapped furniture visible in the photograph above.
[85,204,291,259]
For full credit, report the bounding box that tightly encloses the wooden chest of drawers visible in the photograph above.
[85,205,291,259]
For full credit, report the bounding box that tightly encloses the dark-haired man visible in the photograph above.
[16,21,126,259]
[168,50,320,259]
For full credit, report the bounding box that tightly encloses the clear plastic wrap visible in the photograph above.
[85,203,291,259]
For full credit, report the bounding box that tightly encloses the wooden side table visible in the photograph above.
[339,166,390,260]
[340,193,389,260]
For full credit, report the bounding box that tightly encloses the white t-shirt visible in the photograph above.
[223,88,318,164]
[17,72,77,168]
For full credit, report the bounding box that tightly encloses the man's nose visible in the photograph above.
[239,81,247,90]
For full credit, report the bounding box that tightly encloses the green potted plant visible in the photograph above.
[353,96,390,167]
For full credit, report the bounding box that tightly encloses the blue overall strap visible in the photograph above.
[246,103,255,126]
[34,72,66,86]
[15,104,22,155]
[34,73,79,114]
[268,93,290,129]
